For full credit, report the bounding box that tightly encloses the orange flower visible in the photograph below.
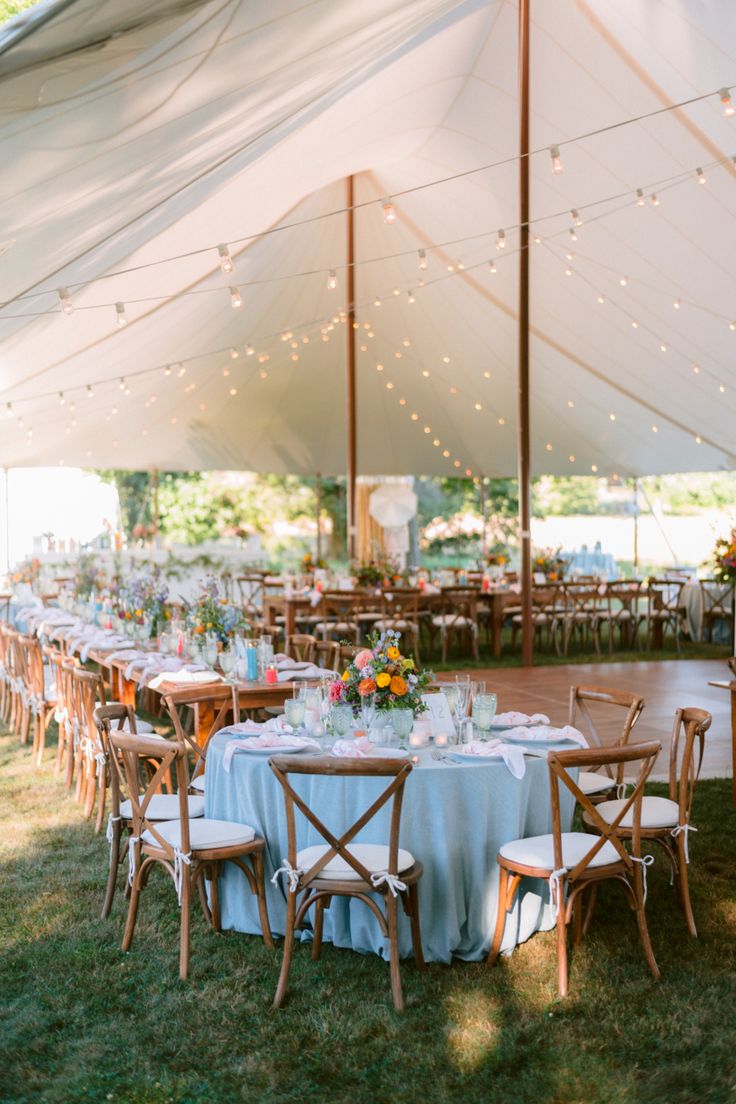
[358,677,377,696]
[386,646,400,660]
[390,675,407,696]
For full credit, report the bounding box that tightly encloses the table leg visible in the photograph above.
[492,598,504,658]
[118,670,137,708]
[285,600,296,639]
[194,701,216,747]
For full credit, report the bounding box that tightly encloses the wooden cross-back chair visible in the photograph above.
[601,580,643,652]
[22,635,58,768]
[162,685,238,797]
[488,740,662,997]
[94,704,205,921]
[55,654,80,786]
[71,668,107,824]
[312,638,340,672]
[285,634,316,663]
[510,585,562,655]
[375,589,421,662]
[586,707,711,936]
[269,754,424,1011]
[234,575,266,621]
[431,587,479,662]
[636,579,685,652]
[700,579,735,643]
[12,633,36,745]
[313,592,361,644]
[558,584,604,656]
[109,729,273,979]
[568,685,646,800]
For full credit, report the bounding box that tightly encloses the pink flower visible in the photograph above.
[329,681,345,703]
[354,649,374,670]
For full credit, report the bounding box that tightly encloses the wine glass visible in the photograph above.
[204,632,219,668]
[219,646,236,684]
[361,692,376,731]
[391,707,414,750]
[473,693,497,741]
[454,676,471,725]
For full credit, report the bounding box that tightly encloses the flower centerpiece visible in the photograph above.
[331,630,432,717]
[710,527,736,585]
[184,576,249,646]
[11,557,41,592]
[532,546,568,581]
[75,552,107,599]
[302,553,327,572]
[118,567,170,636]
[486,546,508,568]
[354,556,407,588]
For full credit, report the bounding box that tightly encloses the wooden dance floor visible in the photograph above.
[446,658,732,781]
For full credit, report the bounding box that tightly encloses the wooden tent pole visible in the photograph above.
[517,0,533,666]
[346,175,357,562]
[316,474,323,561]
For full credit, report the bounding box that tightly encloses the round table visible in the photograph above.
[205,732,576,963]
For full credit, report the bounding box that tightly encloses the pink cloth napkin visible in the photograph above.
[222,730,318,770]
[494,711,549,726]
[228,717,291,736]
[504,724,588,748]
[331,736,374,758]
[456,739,526,778]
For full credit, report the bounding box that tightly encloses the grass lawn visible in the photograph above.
[2,725,736,1104]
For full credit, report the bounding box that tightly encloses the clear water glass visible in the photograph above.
[204,633,219,668]
[219,647,236,683]
[454,676,471,723]
[330,704,353,737]
[473,693,497,740]
[284,698,306,729]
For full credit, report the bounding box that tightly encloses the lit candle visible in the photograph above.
[409,732,424,748]
[434,731,449,748]
[265,664,278,684]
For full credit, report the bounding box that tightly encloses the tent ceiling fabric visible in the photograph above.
[1,0,736,477]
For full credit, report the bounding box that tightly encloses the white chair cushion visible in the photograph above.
[296,842,415,881]
[578,770,616,796]
[130,716,155,734]
[431,614,473,627]
[142,817,256,850]
[499,831,620,870]
[121,794,205,820]
[190,775,206,793]
[373,619,418,632]
[596,795,680,829]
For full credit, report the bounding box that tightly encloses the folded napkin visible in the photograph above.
[80,635,129,662]
[503,724,588,748]
[422,583,441,595]
[223,731,318,770]
[227,717,292,736]
[276,664,331,682]
[331,736,374,758]
[494,711,549,726]
[124,653,166,680]
[148,668,223,690]
[106,648,145,663]
[456,739,526,778]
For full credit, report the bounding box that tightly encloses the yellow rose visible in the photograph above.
[342,670,351,682]
[376,672,391,688]
[386,646,400,660]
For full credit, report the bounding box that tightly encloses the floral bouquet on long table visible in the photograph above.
[331,630,432,717]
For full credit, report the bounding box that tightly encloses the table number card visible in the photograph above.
[421,692,455,735]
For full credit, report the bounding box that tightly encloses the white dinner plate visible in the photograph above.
[501,731,579,746]
[489,719,540,731]
[369,746,410,759]
[449,748,504,762]
[236,741,314,755]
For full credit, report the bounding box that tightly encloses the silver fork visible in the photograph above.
[431,747,451,764]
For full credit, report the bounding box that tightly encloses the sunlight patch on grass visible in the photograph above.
[445,990,501,1071]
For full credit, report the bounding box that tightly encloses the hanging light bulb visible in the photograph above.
[496,229,506,250]
[230,347,239,359]
[217,243,233,274]
[488,260,497,274]
[119,377,126,391]
[569,227,577,243]
[549,144,563,174]
[229,286,242,310]
[418,249,427,271]
[619,275,628,287]
[407,290,415,304]
[673,298,681,310]
[720,88,735,116]
[650,193,659,207]
[245,344,254,356]
[5,402,11,418]
[636,188,645,207]
[164,364,172,376]
[57,287,73,315]
[571,209,582,226]
[597,294,605,304]
[327,269,338,290]
[382,199,396,224]
[696,167,706,184]
[115,302,127,327]
[58,391,65,405]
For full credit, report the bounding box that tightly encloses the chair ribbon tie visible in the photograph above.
[548,866,568,920]
[72,717,81,751]
[671,823,697,864]
[95,751,107,779]
[616,781,629,800]
[630,854,655,905]
[370,871,407,898]
[173,848,192,906]
[127,835,140,887]
[106,814,122,863]
[271,860,304,894]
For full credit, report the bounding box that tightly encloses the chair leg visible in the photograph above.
[675,840,697,937]
[252,852,275,950]
[273,891,297,1009]
[311,897,325,960]
[386,894,404,1011]
[556,897,569,998]
[94,768,107,835]
[487,866,516,967]
[406,881,424,969]
[582,883,598,936]
[179,874,192,981]
[634,888,660,980]
[121,868,142,952]
[101,822,122,920]
[209,863,222,932]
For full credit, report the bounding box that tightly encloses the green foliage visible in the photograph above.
[0,0,36,23]
[642,472,736,514]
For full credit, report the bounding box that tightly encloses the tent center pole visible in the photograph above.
[517,0,533,667]
[346,175,357,563]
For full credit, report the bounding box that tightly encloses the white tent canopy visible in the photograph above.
[1,0,736,477]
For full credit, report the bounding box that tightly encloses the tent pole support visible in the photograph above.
[151,469,160,536]
[316,473,323,561]
[517,0,533,666]
[346,174,357,563]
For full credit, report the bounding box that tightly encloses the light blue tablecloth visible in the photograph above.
[566,551,619,580]
[205,732,576,963]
